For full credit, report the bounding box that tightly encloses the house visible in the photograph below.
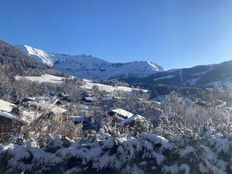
[120,114,146,126]
[32,99,67,115]
[0,111,23,142]
[53,99,65,107]
[109,108,134,120]
[18,97,67,124]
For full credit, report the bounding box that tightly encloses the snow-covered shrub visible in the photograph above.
[1,124,232,173]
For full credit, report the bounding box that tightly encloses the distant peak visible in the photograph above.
[17,44,163,79]
[16,45,54,66]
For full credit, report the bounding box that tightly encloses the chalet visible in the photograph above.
[31,99,67,115]
[0,111,23,142]
[120,114,145,126]
[109,108,134,120]
[53,99,65,107]
[18,97,68,124]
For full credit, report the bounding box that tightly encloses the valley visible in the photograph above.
[0,40,232,174]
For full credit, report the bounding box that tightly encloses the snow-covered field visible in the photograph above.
[15,74,65,84]
[15,74,148,93]
[83,79,148,93]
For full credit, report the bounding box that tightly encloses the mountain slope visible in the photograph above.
[16,44,232,88]
[124,60,232,88]
[0,41,54,76]
[16,45,163,79]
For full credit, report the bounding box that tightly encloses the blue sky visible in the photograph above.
[1,0,232,69]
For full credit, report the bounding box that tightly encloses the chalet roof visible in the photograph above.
[0,111,22,122]
[110,108,133,118]
[0,99,16,112]
[30,99,67,115]
[120,114,145,125]
[52,99,64,106]
[51,106,67,115]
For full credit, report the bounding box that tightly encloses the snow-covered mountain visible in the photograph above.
[16,45,163,79]
[124,60,232,88]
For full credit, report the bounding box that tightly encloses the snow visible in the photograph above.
[20,110,43,124]
[120,114,145,125]
[2,128,232,173]
[34,99,67,115]
[154,74,175,81]
[15,74,147,93]
[192,65,214,76]
[17,45,163,79]
[83,79,148,93]
[15,74,65,84]
[111,108,134,118]
[184,66,214,85]
[16,45,54,66]
[83,96,95,102]
[0,111,22,122]
[55,59,163,79]
[207,80,232,87]
[0,99,16,112]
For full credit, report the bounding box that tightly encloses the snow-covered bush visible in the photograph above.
[1,122,232,173]
[2,89,232,173]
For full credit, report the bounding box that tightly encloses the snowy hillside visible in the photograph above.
[16,45,163,79]
[16,45,54,66]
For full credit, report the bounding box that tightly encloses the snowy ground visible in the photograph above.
[0,99,16,112]
[15,74,148,93]
[15,74,64,84]
[83,79,148,93]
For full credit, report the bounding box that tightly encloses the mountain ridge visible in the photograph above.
[16,45,163,79]
[14,43,232,88]
[0,41,55,76]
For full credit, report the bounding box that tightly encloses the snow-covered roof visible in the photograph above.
[51,106,67,115]
[110,108,133,118]
[31,100,67,115]
[0,111,22,122]
[0,99,16,112]
[20,110,43,124]
[52,99,64,105]
[120,114,145,125]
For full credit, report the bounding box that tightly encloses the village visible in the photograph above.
[0,74,162,144]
